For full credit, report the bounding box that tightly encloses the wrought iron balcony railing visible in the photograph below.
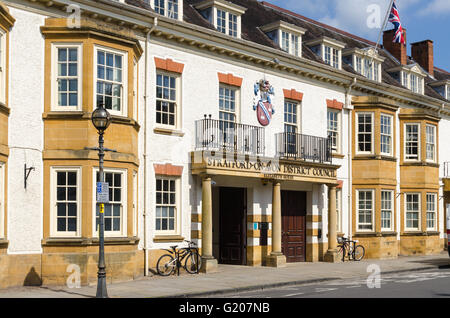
[195,117,265,156]
[275,132,332,164]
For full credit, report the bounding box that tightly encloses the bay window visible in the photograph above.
[94,169,127,237]
[381,190,393,231]
[380,114,393,156]
[357,189,374,231]
[404,123,420,160]
[426,124,436,162]
[51,167,81,237]
[356,113,373,154]
[405,193,420,231]
[95,46,128,116]
[52,43,82,110]
[426,193,437,231]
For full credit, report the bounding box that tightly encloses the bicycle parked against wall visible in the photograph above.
[156,240,202,276]
[337,236,365,261]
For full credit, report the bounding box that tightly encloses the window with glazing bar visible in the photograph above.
[380,114,392,155]
[405,123,420,160]
[405,193,420,230]
[155,178,177,232]
[156,73,177,126]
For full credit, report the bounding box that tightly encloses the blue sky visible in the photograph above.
[267,0,450,71]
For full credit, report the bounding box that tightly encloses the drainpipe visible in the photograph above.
[345,77,357,240]
[144,17,158,277]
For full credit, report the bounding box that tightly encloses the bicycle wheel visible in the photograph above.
[337,245,344,261]
[353,245,365,261]
[156,254,176,276]
[185,250,202,274]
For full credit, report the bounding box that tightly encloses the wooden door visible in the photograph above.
[219,187,246,265]
[281,191,307,262]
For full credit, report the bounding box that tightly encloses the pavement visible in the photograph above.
[0,253,449,298]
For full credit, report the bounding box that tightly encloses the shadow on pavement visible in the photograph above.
[406,257,450,269]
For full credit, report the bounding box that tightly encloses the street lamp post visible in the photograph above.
[91,103,112,298]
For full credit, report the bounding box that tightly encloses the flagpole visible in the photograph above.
[374,0,395,53]
[370,0,395,66]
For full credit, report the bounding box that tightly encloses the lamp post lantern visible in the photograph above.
[91,103,111,298]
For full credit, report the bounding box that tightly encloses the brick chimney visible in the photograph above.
[383,28,407,65]
[411,40,434,76]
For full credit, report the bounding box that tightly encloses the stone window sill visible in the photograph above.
[42,236,139,246]
[153,127,185,137]
[353,232,377,237]
[400,161,439,168]
[42,112,140,129]
[353,154,397,162]
[401,231,426,236]
[0,238,9,248]
[332,153,345,159]
[0,102,10,115]
[153,235,185,243]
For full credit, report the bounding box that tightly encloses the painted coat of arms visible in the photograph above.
[253,79,275,126]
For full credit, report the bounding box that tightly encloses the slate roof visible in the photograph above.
[126,0,449,102]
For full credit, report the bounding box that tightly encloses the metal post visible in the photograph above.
[96,130,108,298]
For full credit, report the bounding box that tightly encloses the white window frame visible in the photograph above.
[152,0,183,20]
[0,30,6,105]
[327,109,341,153]
[92,167,128,238]
[323,45,341,69]
[50,167,82,238]
[133,171,138,237]
[219,84,240,123]
[355,56,362,75]
[51,43,83,111]
[402,71,409,88]
[356,189,375,232]
[93,45,128,117]
[405,193,421,231]
[425,124,436,162]
[381,190,394,231]
[404,123,421,161]
[356,112,374,155]
[380,113,393,156]
[215,8,240,38]
[446,85,450,100]
[0,162,4,238]
[336,188,342,233]
[155,70,181,129]
[154,176,181,236]
[284,99,300,133]
[426,193,437,231]
[133,57,138,121]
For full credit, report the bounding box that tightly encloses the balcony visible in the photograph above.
[275,132,332,164]
[195,117,265,156]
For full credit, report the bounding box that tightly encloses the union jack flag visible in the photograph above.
[388,1,406,44]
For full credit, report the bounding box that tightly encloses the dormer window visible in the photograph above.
[402,71,424,94]
[151,0,183,20]
[388,64,427,95]
[194,0,247,38]
[260,21,306,57]
[342,48,384,82]
[429,80,450,100]
[305,37,346,70]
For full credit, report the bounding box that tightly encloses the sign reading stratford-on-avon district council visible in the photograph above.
[191,151,340,184]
